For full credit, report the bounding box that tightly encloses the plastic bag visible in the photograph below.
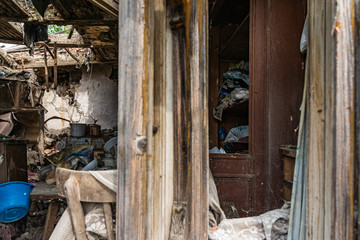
[209,147,226,154]
[300,15,308,54]
[224,126,249,143]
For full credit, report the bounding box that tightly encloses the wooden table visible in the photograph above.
[30,181,64,240]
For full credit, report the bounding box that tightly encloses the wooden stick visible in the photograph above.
[64,48,80,62]
[7,83,15,105]
[53,42,58,88]
[219,13,249,56]
[44,43,54,59]
[68,26,75,39]
[43,45,49,92]
[14,81,20,108]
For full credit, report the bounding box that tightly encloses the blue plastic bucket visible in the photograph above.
[0,181,34,223]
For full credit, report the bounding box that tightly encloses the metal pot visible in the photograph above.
[70,123,86,137]
[89,124,101,137]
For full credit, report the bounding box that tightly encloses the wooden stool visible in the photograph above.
[56,168,116,240]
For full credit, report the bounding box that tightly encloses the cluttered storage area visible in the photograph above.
[0,1,119,239]
[207,0,306,237]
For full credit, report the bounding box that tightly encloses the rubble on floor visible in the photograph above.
[0,200,67,240]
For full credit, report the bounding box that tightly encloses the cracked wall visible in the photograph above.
[42,64,118,134]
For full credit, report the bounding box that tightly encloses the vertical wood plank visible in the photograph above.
[184,0,209,238]
[323,0,335,238]
[250,0,266,215]
[169,8,189,238]
[333,0,355,238]
[307,1,326,239]
[307,0,355,238]
[117,0,154,239]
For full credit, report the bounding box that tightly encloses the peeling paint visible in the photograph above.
[42,64,118,134]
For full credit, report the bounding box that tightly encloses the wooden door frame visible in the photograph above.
[117,0,209,239]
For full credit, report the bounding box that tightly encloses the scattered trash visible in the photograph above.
[213,64,250,121]
[209,147,226,154]
[224,126,249,143]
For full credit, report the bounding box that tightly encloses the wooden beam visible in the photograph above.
[0,16,117,26]
[88,0,119,17]
[184,0,209,238]
[64,48,79,62]
[20,60,116,69]
[67,26,75,39]
[44,44,54,59]
[0,39,23,45]
[43,45,49,91]
[53,42,57,88]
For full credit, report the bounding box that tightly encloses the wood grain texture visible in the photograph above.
[184,0,209,238]
[117,0,154,239]
[333,0,355,238]
[56,168,116,202]
[307,1,326,239]
[307,0,355,238]
[64,175,87,240]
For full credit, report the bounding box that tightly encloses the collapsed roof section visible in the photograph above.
[0,0,118,66]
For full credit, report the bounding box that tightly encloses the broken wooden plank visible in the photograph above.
[0,48,18,68]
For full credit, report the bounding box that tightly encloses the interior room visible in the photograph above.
[207,0,306,219]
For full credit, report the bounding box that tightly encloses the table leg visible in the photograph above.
[42,200,60,240]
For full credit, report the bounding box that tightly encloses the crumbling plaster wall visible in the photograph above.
[42,64,117,134]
